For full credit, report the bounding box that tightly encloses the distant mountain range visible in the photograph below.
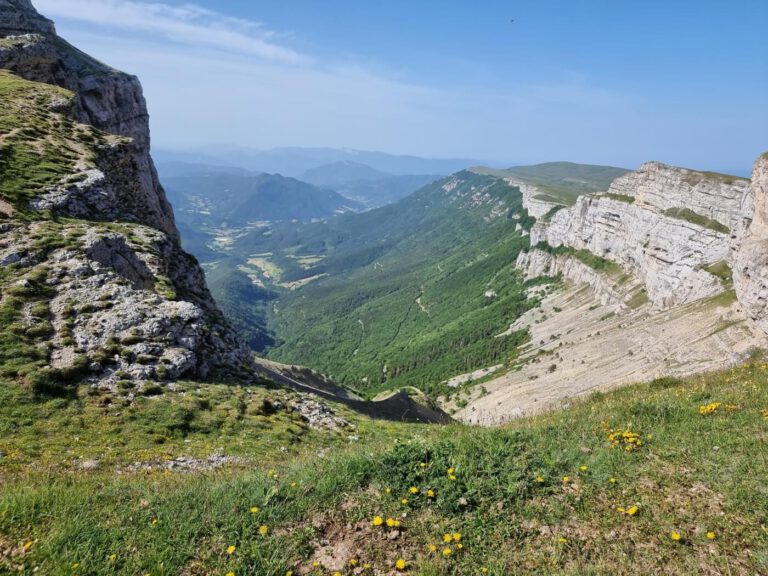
[154,146,479,179]
[162,171,361,229]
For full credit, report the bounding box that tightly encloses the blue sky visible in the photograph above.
[34,0,768,173]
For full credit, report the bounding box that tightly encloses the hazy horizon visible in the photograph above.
[34,0,768,175]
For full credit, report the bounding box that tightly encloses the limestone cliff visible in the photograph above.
[525,161,750,308]
[0,1,253,389]
[734,154,768,332]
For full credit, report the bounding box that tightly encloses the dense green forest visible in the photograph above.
[218,172,541,396]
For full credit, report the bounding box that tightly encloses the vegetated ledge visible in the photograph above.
[662,207,729,234]
[531,241,622,274]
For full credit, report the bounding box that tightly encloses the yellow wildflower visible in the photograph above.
[226,572,235,576]
[447,467,455,475]
[226,545,236,555]
[349,559,358,566]
[286,572,293,576]
[108,554,117,562]
[333,572,341,576]
[456,543,464,550]
[443,534,453,543]
[558,537,567,544]
[420,462,427,468]
[395,558,407,571]
[385,487,391,494]
[481,569,489,574]
[626,505,638,516]
[428,543,437,553]
[608,477,617,484]
[426,489,435,498]
[23,541,33,552]
[449,474,457,481]
[442,547,452,557]
[562,476,571,483]
[372,516,384,526]
[258,525,269,536]
[706,531,715,540]
[579,466,588,472]
[670,531,681,541]
[452,532,462,542]
[409,486,419,494]
[401,498,408,505]
[250,506,259,514]
[535,475,544,483]
[699,402,722,415]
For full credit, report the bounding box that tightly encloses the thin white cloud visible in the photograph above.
[33,0,307,64]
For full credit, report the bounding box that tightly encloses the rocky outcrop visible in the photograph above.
[0,3,176,237]
[0,1,255,386]
[526,162,750,308]
[607,162,748,232]
[734,154,768,332]
[515,249,635,307]
[506,178,560,219]
[0,0,53,35]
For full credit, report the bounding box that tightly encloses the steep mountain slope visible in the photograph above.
[0,4,253,388]
[219,171,541,395]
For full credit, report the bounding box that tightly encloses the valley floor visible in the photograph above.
[2,360,768,575]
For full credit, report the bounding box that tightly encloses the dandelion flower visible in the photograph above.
[452,532,462,542]
[443,534,453,543]
[562,476,571,483]
[706,531,715,540]
[558,537,567,544]
[608,477,617,484]
[395,558,407,571]
[372,516,384,526]
[670,531,681,541]
[108,554,117,562]
[286,572,293,576]
[428,544,437,553]
[333,572,341,576]
[258,525,269,536]
[449,475,457,481]
[385,487,391,494]
[456,543,463,550]
[226,572,235,576]
[23,541,33,552]
[579,466,588,472]
[626,505,638,516]
[409,486,419,494]
[226,545,236,555]
[426,489,435,498]
[349,559,358,566]
[401,498,409,505]
[535,475,544,483]
[250,506,259,514]
[447,467,455,475]
[420,462,427,468]
[442,547,452,557]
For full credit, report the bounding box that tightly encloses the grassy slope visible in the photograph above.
[233,173,538,396]
[471,162,629,206]
[0,70,108,213]
[2,360,767,574]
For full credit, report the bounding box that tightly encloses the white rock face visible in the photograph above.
[507,178,560,219]
[734,154,768,332]
[527,162,750,308]
[515,249,635,307]
[608,161,749,231]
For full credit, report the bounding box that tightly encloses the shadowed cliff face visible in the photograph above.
[0,0,54,35]
[0,0,176,238]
